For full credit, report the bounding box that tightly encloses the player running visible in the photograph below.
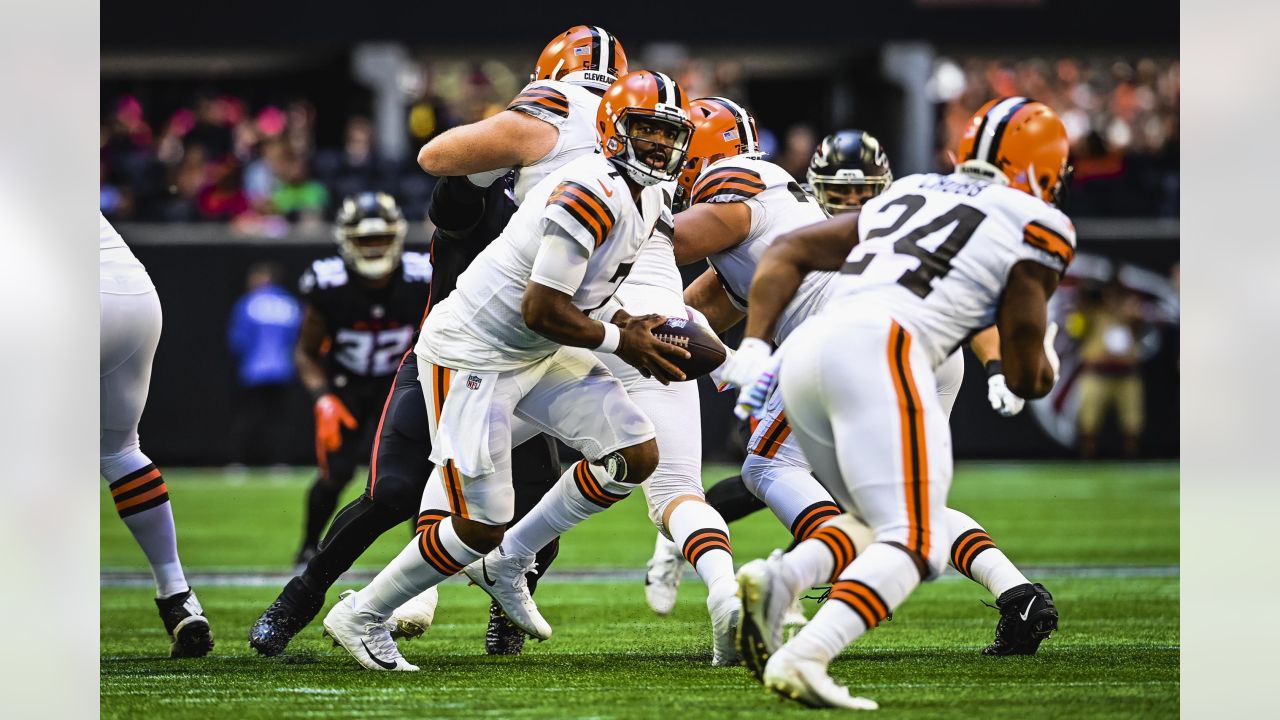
[320,70,696,671]
[248,25,630,658]
[101,212,214,658]
[292,192,431,568]
[727,96,1075,708]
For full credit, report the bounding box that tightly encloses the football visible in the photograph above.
[652,315,727,380]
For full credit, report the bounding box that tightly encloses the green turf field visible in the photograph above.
[101,462,1179,718]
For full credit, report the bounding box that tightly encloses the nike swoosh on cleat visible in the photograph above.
[1019,597,1037,621]
[481,558,498,587]
[361,639,399,669]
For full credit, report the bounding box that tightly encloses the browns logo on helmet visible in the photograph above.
[673,96,763,210]
[806,129,892,215]
[532,25,628,94]
[597,70,694,187]
[955,97,1073,208]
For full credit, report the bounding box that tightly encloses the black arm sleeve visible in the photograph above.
[427,178,517,307]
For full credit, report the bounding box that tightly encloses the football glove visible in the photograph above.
[720,338,777,419]
[1044,321,1060,387]
[314,393,357,454]
[986,373,1026,417]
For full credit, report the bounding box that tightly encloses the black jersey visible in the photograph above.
[427,178,517,309]
[299,252,432,379]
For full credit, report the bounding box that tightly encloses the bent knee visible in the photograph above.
[616,439,659,483]
[452,517,506,554]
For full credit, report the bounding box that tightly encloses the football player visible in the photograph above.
[292,192,431,567]
[646,113,1052,657]
[249,25,628,658]
[320,70,696,671]
[101,212,213,658]
[728,97,1074,708]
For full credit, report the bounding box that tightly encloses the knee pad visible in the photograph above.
[368,473,426,518]
[822,513,876,558]
[100,443,149,483]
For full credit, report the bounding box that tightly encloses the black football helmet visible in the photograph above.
[806,130,892,215]
[333,192,407,279]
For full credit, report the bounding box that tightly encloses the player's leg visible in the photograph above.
[705,473,767,522]
[251,353,429,656]
[761,318,951,709]
[325,358,522,669]
[478,348,659,637]
[297,384,372,565]
[101,289,212,659]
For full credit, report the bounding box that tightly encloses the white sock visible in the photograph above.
[667,500,735,599]
[350,516,483,619]
[779,517,860,594]
[415,468,452,533]
[743,455,841,542]
[107,463,188,598]
[946,508,1029,597]
[502,459,636,557]
[785,542,920,664]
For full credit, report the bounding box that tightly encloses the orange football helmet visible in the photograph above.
[674,97,763,209]
[597,70,694,187]
[955,96,1073,207]
[531,25,627,93]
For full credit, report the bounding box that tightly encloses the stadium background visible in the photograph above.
[100,1,1179,466]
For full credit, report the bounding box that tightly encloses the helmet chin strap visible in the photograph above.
[1025,162,1042,199]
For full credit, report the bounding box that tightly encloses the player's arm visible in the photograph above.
[742,211,861,342]
[684,267,745,333]
[417,110,558,178]
[521,228,691,384]
[671,201,752,265]
[970,325,1028,416]
[996,261,1062,399]
[294,305,330,399]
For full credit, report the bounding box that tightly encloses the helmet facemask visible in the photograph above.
[605,111,693,187]
[336,217,407,280]
[807,169,893,215]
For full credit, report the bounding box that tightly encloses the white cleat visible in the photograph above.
[709,584,741,667]
[782,596,809,641]
[321,590,419,671]
[389,586,439,641]
[644,534,685,616]
[763,647,879,710]
[735,550,796,681]
[463,546,552,641]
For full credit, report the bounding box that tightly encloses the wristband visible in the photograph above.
[593,322,621,354]
[984,359,1004,378]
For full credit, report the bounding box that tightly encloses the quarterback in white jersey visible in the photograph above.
[324,71,698,672]
[728,97,1075,709]
[100,214,213,658]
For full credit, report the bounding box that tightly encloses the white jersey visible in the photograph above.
[99,213,154,295]
[417,152,670,370]
[613,181,684,315]
[507,80,603,205]
[692,156,832,345]
[827,172,1076,364]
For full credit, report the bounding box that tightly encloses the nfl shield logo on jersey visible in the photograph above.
[466,374,482,390]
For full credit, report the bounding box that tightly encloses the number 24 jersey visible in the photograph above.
[829,172,1076,365]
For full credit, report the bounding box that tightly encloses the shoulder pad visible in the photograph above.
[304,256,349,293]
[507,81,570,123]
[401,251,434,283]
[692,163,767,205]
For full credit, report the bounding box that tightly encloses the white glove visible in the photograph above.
[986,373,1026,417]
[1044,321,1060,387]
[735,366,778,420]
[466,167,512,188]
[720,338,777,419]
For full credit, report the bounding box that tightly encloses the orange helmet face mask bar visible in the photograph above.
[532,25,628,93]
[955,96,1073,208]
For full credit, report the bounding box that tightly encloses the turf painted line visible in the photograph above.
[99,564,1179,588]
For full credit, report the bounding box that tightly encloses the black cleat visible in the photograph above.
[156,588,214,659]
[249,576,326,657]
[983,582,1058,656]
[484,600,526,656]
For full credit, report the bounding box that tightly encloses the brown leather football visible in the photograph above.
[651,315,727,381]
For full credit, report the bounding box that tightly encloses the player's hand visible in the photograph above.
[1043,321,1061,387]
[986,373,1026,417]
[734,364,778,420]
[721,338,777,418]
[616,314,690,385]
[314,393,358,454]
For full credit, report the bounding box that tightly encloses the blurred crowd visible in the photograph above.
[934,55,1179,217]
[100,54,1179,227]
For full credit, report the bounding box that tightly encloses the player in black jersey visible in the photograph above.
[250,176,563,657]
[292,192,431,566]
